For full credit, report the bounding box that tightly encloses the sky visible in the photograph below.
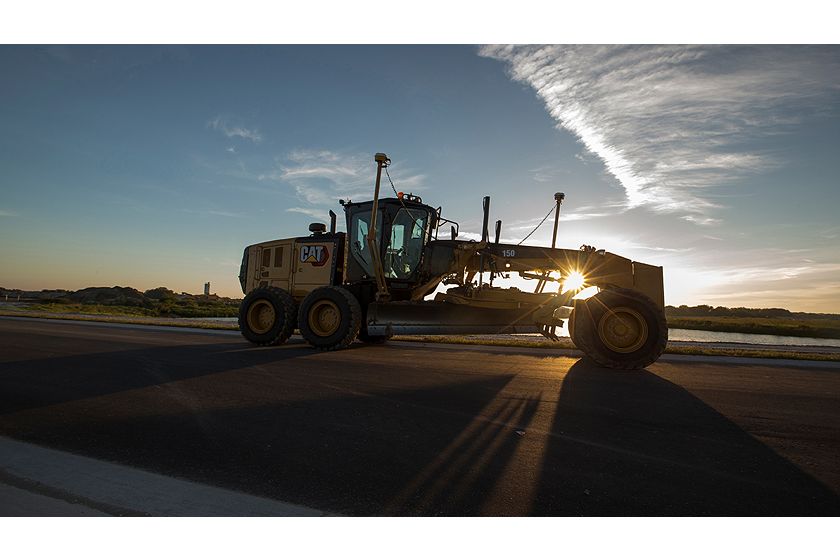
[1,45,839,312]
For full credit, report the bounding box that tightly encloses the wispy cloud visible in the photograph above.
[261,149,426,210]
[207,116,262,143]
[0,209,18,217]
[480,45,840,223]
[502,203,623,233]
[821,226,840,240]
[529,165,570,183]
[287,207,332,220]
[681,214,722,226]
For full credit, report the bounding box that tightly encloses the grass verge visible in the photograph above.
[667,316,840,339]
[392,334,839,362]
[24,301,239,319]
[0,309,239,330]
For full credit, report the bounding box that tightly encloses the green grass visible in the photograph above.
[24,301,238,319]
[0,309,239,330]
[650,344,837,362]
[666,316,840,339]
[393,334,839,362]
[26,303,157,317]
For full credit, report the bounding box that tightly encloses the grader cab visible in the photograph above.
[238,153,667,369]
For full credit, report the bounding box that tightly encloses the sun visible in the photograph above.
[562,271,586,293]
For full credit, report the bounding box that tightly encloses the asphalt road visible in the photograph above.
[1,317,838,515]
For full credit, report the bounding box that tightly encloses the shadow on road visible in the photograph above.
[0,342,311,414]
[1,339,522,515]
[531,358,840,515]
[2,334,838,515]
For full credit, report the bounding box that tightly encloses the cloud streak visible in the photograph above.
[287,207,333,220]
[207,116,262,143]
[261,148,426,212]
[480,45,840,222]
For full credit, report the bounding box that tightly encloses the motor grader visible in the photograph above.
[237,153,667,369]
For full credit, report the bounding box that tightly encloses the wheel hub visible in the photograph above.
[246,299,276,335]
[597,306,648,354]
[308,300,340,337]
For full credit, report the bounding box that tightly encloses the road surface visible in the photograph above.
[1,317,838,515]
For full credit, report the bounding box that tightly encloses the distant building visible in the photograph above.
[204,282,210,296]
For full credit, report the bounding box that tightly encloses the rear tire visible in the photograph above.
[298,287,362,350]
[238,286,296,346]
[570,288,667,369]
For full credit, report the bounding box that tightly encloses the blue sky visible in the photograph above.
[1,45,839,311]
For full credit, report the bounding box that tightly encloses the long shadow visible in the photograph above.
[0,342,312,414]
[384,393,542,515]
[6,334,836,515]
[532,359,840,515]
[1,367,518,515]
[1,328,543,514]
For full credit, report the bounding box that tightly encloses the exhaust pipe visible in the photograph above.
[481,196,490,242]
[479,196,491,286]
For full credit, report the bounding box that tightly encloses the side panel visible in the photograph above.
[244,245,260,294]
[291,239,339,299]
[243,240,294,294]
[632,261,665,310]
[264,242,294,291]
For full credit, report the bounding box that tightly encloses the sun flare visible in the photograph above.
[561,271,586,293]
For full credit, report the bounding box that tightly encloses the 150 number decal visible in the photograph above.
[501,249,516,258]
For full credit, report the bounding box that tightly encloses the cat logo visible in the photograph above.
[299,244,330,267]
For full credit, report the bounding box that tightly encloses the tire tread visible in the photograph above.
[298,286,362,350]
[572,287,667,370]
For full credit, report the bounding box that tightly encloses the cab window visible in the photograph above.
[384,207,428,279]
[350,210,382,277]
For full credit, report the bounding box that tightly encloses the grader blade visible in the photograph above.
[365,301,549,336]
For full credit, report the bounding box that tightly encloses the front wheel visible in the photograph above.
[298,287,362,350]
[570,288,667,369]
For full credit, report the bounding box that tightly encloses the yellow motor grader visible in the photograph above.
[237,153,667,369]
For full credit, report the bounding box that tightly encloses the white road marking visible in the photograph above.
[0,437,328,516]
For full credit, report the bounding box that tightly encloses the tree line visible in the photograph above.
[665,305,837,320]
